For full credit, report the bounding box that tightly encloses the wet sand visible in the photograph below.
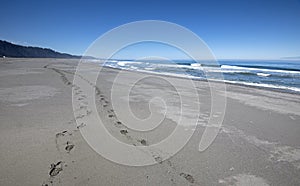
[0,58,300,186]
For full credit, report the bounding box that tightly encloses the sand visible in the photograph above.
[0,58,299,186]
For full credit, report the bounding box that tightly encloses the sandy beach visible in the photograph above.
[0,58,300,186]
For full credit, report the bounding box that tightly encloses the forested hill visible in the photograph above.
[0,40,81,58]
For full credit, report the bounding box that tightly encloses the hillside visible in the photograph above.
[0,40,81,58]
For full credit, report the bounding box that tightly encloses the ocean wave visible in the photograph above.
[221,65,300,74]
[205,68,251,74]
[190,63,202,67]
[138,63,204,70]
[117,61,142,67]
[222,80,300,92]
[102,60,300,93]
[257,73,271,77]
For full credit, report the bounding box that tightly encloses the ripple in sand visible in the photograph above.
[0,69,42,77]
[0,85,58,103]
[219,174,269,186]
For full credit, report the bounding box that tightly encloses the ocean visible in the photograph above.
[102,59,300,94]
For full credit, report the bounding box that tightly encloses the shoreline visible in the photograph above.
[2,57,299,95]
[102,65,300,95]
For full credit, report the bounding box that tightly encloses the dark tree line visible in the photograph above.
[0,40,81,58]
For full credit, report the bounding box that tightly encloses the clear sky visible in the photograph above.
[1,0,300,59]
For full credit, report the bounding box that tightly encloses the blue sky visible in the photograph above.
[1,0,300,59]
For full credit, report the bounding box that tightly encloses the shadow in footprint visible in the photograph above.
[179,173,195,183]
[49,161,63,177]
[77,123,86,129]
[120,129,128,135]
[56,130,68,138]
[65,141,74,153]
[138,139,147,146]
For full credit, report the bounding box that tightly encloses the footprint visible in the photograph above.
[77,123,86,129]
[42,181,53,186]
[120,129,128,135]
[139,139,147,146]
[79,105,86,109]
[56,130,68,137]
[65,141,74,153]
[179,173,195,183]
[95,90,101,95]
[49,161,63,177]
[75,114,85,119]
[154,156,163,164]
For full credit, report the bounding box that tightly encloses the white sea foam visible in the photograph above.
[203,68,250,74]
[190,63,202,67]
[103,61,300,93]
[257,73,271,77]
[115,61,205,70]
[222,80,300,92]
[117,61,142,67]
[221,65,300,74]
[133,69,202,79]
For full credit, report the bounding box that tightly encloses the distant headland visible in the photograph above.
[0,40,87,58]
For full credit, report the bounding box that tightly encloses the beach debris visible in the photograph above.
[65,141,74,153]
[49,161,63,177]
[229,167,234,171]
[179,172,195,183]
[108,114,114,118]
[120,129,128,135]
[116,121,122,125]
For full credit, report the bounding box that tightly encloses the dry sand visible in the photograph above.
[0,58,300,186]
